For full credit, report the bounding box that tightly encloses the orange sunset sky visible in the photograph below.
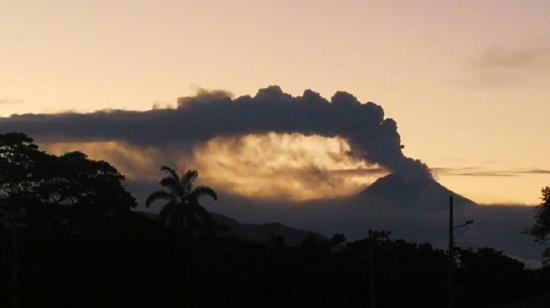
[2,0,550,205]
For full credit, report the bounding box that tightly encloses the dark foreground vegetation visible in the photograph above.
[1,133,549,308]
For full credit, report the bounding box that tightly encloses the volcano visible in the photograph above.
[356,174,477,209]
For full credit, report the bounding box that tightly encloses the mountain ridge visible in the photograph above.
[141,211,324,246]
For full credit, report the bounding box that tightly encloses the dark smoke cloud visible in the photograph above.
[0,86,430,180]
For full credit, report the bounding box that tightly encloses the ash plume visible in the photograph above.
[0,86,431,180]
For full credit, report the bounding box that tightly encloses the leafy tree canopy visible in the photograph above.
[0,132,136,227]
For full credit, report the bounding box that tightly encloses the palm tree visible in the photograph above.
[146,166,217,236]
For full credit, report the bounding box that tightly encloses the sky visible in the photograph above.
[2,0,550,205]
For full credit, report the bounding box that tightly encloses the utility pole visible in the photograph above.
[447,196,474,308]
[448,196,454,308]
[368,229,376,308]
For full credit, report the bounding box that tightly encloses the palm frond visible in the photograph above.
[145,190,174,207]
[160,177,183,195]
[189,186,217,201]
[160,165,180,182]
[181,170,198,193]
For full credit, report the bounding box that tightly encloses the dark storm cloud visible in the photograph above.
[0,86,431,180]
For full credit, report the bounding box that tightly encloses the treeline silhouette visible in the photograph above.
[0,133,549,308]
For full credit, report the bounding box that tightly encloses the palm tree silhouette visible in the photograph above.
[146,166,217,236]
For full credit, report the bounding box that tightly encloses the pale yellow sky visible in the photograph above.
[2,0,550,204]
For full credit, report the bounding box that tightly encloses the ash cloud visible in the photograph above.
[0,86,431,180]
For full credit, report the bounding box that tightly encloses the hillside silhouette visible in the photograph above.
[143,211,325,246]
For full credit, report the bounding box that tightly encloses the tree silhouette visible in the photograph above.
[0,132,138,308]
[146,166,217,236]
[0,133,136,212]
[529,186,550,263]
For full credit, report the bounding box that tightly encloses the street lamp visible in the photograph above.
[454,220,475,229]
[448,196,474,308]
